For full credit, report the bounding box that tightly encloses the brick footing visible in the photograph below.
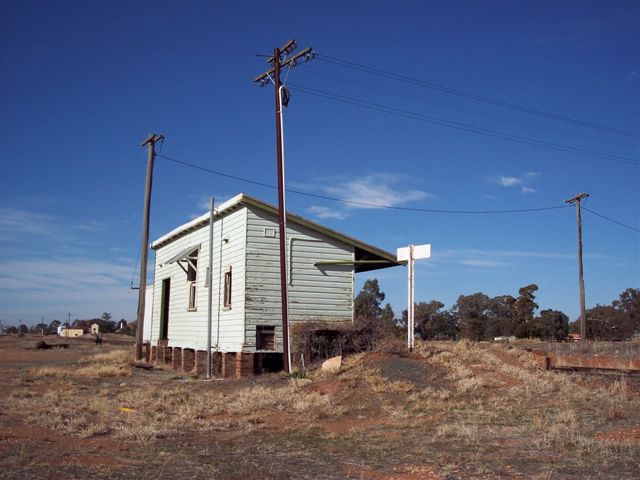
[195,350,207,376]
[150,346,281,378]
[182,348,195,372]
[172,347,182,370]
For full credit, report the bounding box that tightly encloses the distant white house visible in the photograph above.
[59,327,83,338]
[146,193,399,367]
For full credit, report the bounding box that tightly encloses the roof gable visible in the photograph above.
[151,193,400,272]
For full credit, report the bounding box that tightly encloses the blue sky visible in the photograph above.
[1,1,638,326]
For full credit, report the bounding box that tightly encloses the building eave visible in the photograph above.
[150,193,401,272]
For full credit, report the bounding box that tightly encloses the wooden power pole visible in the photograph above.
[254,40,314,373]
[565,193,589,342]
[135,133,164,361]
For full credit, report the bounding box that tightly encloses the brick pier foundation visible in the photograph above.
[150,345,281,378]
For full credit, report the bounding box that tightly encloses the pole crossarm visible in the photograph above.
[254,47,315,85]
[565,192,589,204]
[141,133,164,147]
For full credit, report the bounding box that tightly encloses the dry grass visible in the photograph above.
[3,339,639,478]
[29,347,133,378]
[7,362,340,441]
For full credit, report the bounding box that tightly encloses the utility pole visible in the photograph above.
[565,193,589,342]
[255,40,314,374]
[135,133,164,361]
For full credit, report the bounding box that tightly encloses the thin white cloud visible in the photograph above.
[489,171,540,194]
[306,206,348,220]
[0,207,59,240]
[1,205,138,324]
[437,248,609,261]
[498,176,523,187]
[1,256,137,323]
[301,173,433,210]
[459,259,508,268]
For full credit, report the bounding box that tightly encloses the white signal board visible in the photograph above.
[397,244,431,261]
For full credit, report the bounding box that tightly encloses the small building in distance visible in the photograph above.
[146,193,400,377]
[59,327,84,338]
[91,323,100,335]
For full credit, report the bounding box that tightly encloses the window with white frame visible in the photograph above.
[186,250,198,311]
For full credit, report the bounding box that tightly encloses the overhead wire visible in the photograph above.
[582,207,640,233]
[300,66,635,148]
[288,83,639,166]
[155,153,570,214]
[317,54,640,140]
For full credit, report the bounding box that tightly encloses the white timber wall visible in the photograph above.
[244,206,354,351]
[150,208,247,352]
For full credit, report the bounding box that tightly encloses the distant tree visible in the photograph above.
[406,300,458,340]
[72,319,84,329]
[31,323,48,335]
[612,288,640,338]
[48,320,61,332]
[585,305,624,340]
[18,324,28,334]
[101,312,112,323]
[486,295,517,338]
[513,284,539,337]
[6,326,18,334]
[453,292,491,341]
[380,303,395,327]
[354,279,385,320]
[530,309,569,340]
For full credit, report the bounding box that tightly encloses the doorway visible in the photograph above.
[160,278,170,340]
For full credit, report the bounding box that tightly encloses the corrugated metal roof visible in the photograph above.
[150,193,400,271]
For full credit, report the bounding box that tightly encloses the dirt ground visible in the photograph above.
[1,335,639,479]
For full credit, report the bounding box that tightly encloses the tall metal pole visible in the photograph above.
[206,196,214,379]
[408,245,415,353]
[565,193,589,342]
[135,133,163,361]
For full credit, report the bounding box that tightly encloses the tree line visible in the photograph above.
[355,279,639,341]
[2,312,134,336]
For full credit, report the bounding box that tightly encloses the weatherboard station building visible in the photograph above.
[144,193,400,377]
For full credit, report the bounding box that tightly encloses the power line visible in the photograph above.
[156,153,570,214]
[5,36,263,57]
[301,66,635,149]
[583,206,640,233]
[289,83,639,166]
[317,54,640,140]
